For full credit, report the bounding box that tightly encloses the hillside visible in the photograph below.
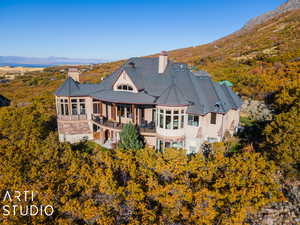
[0,3,299,225]
[243,0,300,30]
[161,9,300,98]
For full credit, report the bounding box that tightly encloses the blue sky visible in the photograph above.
[0,0,284,60]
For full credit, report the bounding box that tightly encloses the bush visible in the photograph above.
[118,123,144,150]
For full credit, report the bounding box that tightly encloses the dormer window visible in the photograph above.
[117,84,134,92]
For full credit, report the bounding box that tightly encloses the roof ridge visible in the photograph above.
[185,71,204,111]
[208,78,226,112]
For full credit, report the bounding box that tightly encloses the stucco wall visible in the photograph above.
[59,133,93,143]
[144,136,156,147]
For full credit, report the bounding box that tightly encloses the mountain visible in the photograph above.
[0,56,107,67]
[88,1,300,99]
[243,0,300,30]
[89,5,299,99]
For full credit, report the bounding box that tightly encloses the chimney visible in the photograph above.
[158,51,168,74]
[68,68,80,82]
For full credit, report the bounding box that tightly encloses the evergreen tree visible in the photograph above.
[118,123,143,150]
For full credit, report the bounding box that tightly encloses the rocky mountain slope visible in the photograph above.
[243,0,300,30]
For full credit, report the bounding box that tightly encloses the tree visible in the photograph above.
[117,123,143,150]
[263,80,300,178]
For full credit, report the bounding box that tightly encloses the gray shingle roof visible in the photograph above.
[55,57,242,115]
[0,95,10,107]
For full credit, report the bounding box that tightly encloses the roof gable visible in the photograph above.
[112,70,139,93]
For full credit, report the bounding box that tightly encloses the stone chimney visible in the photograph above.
[158,51,168,74]
[68,68,80,82]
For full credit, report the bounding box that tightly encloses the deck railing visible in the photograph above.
[92,114,156,134]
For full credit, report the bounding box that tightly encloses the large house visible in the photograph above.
[55,52,242,153]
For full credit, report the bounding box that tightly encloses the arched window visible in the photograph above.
[117,84,134,91]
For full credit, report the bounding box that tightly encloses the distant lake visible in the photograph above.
[0,63,50,68]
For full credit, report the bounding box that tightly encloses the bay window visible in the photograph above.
[157,108,185,130]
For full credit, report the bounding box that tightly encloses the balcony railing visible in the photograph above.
[57,114,87,121]
[92,114,156,134]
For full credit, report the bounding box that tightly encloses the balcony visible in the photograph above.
[92,114,156,134]
[57,114,87,121]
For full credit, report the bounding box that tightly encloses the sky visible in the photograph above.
[0,0,284,60]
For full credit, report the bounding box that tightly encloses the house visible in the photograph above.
[55,52,242,153]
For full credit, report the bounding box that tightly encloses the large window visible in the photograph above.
[117,84,134,92]
[59,99,69,115]
[165,110,172,129]
[117,105,132,118]
[157,108,185,130]
[71,99,78,115]
[93,103,100,114]
[173,110,179,130]
[69,98,86,115]
[157,139,184,151]
[188,115,199,126]
[181,110,184,128]
[159,110,164,128]
[79,99,86,115]
[210,113,217,124]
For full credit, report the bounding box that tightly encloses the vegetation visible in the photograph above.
[118,123,144,150]
[0,7,299,225]
[0,101,283,224]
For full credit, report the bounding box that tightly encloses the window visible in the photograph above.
[71,99,78,115]
[152,109,156,124]
[210,113,217,124]
[172,141,183,149]
[165,110,172,129]
[117,105,125,117]
[126,105,132,118]
[117,105,132,118]
[157,139,184,151]
[188,115,199,126]
[159,110,164,128]
[79,99,86,115]
[207,137,218,143]
[59,99,69,115]
[173,115,179,129]
[189,146,197,154]
[173,111,179,129]
[117,84,134,91]
[165,142,171,148]
[158,108,186,130]
[181,110,185,128]
[93,103,100,114]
